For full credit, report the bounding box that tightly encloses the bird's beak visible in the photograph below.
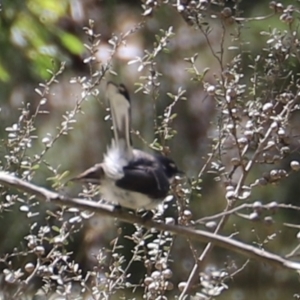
[168,169,185,183]
[175,167,185,177]
[69,164,104,184]
[177,169,185,175]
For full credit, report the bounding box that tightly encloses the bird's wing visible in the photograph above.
[116,164,170,199]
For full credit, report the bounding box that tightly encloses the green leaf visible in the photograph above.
[0,62,10,82]
[52,226,61,233]
[58,32,84,55]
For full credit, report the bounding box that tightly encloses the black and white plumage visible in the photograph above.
[72,81,181,210]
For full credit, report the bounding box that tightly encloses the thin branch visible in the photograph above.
[197,202,300,224]
[0,172,299,273]
[179,98,297,299]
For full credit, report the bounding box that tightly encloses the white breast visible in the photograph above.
[99,178,160,210]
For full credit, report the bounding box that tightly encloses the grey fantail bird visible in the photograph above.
[72,81,182,210]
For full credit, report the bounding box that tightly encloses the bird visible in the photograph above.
[71,81,182,210]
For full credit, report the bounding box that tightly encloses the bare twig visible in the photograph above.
[197,202,300,224]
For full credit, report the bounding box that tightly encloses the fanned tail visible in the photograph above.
[106,82,133,160]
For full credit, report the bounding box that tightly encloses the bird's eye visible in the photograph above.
[168,162,176,169]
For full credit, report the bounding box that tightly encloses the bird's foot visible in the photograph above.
[137,209,154,221]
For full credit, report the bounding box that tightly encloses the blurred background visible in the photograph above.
[1,0,300,299]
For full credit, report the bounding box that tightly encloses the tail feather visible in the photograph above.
[106,82,133,159]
